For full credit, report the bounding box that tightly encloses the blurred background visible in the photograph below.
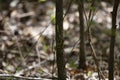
[0,0,120,79]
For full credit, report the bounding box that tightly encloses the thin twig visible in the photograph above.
[14,60,54,79]
[51,35,56,78]
[70,39,80,54]
[86,0,105,79]
[88,28,105,80]
[0,74,51,80]
[30,21,52,64]
[63,0,75,19]
[16,40,26,66]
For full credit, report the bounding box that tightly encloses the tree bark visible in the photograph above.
[109,0,119,80]
[56,0,66,80]
[78,0,86,70]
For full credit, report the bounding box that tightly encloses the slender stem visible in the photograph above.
[109,0,119,80]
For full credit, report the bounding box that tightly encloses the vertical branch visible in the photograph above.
[109,0,119,80]
[86,0,105,79]
[78,0,86,69]
[63,0,74,19]
[56,0,66,80]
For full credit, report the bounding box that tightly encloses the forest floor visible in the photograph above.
[0,0,120,80]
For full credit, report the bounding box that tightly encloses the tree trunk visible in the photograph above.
[78,0,86,70]
[56,0,66,80]
[109,0,119,80]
